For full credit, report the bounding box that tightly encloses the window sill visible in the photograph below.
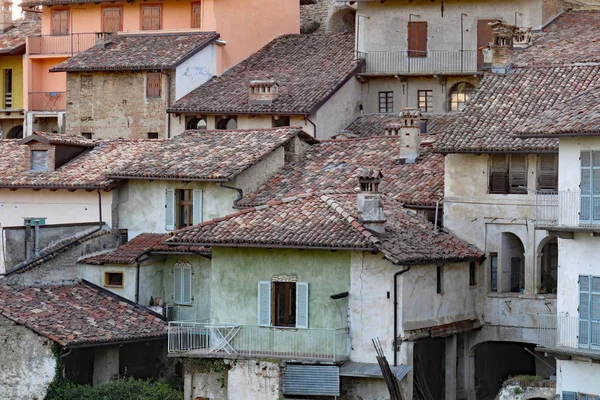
[104,284,124,289]
[487,292,557,300]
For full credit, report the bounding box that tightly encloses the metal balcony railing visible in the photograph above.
[537,314,600,354]
[535,190,600,230]
[168,322,349,362]
[357,49,480,74]
[29,92,66,111]
[165,304,210,323]
[27,33,97,55]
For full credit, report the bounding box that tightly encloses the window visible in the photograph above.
[4,69,12,108]
[192,2,201,28]
[173,261,192,305]
[146,72,161,98]
[51,9,69,35]
[418,90,433,112]
[469,262,476,286]
[118,229,128,246]
[216,116,237,130]
[580,151,600,224]
[272,116,291,128]
[81,132,93,139]
[537,154,558,191]
[102,6,123,32]
[147,132,159,139]
[578,275,600,348]
[488,154,528,194]
[258,281,309,328]
[449,82,475,112]
[562,392,598,400]
[490,253,498,292]
[186,116,207,130]
[436,266,443,294]
[141,5,162,30]
[165,188,203,230]
[378,91,393,113]
[408,21,427,57]
[104,272,124,287]
[30,150,48,172]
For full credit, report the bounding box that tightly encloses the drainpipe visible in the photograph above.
[135,260,141,304]
[393,266,411,366]
[162,71,172,138]
[217,182,244,209]
[305,115,317,139]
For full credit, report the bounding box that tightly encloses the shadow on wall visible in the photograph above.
[328,7,356,34]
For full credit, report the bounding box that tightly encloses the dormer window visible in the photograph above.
[30,150,48,172]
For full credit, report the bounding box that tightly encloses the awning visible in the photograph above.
[339,361,411,382]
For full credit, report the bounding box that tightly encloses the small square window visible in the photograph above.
[81,132,93,139]
[147,132,159,139]
[272,116,291,128]
[104,272,124,287]
[30,150,48,172]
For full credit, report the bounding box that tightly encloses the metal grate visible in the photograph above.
[282,364,339,396]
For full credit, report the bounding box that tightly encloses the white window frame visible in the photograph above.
[173,261,192,305]
[258,281,309,329]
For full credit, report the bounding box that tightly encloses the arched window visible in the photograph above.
[6,124,22,139]
[186,116,207,130]
[448,82,475,112]
[216,116,237,130]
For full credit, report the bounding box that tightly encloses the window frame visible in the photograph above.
[81,132,93,140]
[173,261,192,305]
[30,150,49,172]
[191,1,202,29]
[378,91,393,113]
[216,116,238,130]
[146,71,162,98]
[104,271,124,288]
[258,281,308,329]
[272,115,291,128]
[147,132,159,139]
[140,4,162,31]
[176,189,194,229]
[273,281,296,327]
[490,253,498,292]
[101,5,123,33]
[51,8,70,36]
[418,89,433,112]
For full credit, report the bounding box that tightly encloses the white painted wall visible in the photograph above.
[314,77,361,139]
[558,360,600,396]
[78,264,138,301]
[175,44,218,101]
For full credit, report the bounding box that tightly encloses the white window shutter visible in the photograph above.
[183,266,192,304]
[193,189,203,225]
[296,282,309,329]
[173,266,182,304]
[562,392,577,400]
[258,281,272,326]
[165,189,175,231]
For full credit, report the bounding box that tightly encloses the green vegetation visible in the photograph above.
[45,377,183,400]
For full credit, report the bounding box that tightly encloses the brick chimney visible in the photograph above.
[489,21,517,73]
[249,80,279,105]
[0,0,13,31]
[384,108,421,163]
[513,27,533,49]
[356,168,386,235]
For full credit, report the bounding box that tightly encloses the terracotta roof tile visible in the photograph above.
[168,33,361,115]
[0,18,40,54]
[341,113,458,138]
[0,281,167,347]
[51,32,219,72]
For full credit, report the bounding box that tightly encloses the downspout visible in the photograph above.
[393,266,411,366]
[305,115,317,139]
[135,260,141,304]
[162,71,172,138]
[217,182,244,209]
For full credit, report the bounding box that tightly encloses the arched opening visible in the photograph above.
[6,124,23,139]
[538,236,558,294]
[501,232,525,293]
[185,116,207,130]
[216,116,237,130]
[448,82,475,112]
[327,8,355,34]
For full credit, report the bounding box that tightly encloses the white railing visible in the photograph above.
[536,314,600,353]
[168,322,349,362]
[357,49,479,74]
[536,190,600,229]
[165,304,210,322]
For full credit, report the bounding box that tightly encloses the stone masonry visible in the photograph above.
[300,0,355,34]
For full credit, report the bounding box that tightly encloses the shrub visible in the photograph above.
[45,377,183,400]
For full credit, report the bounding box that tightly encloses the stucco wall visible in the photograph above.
[314,77,361,139]
[557,360,600,396]
[0,55,24,110]
[174,44,217,101]
[78,264,138,300]
[231,146,285,196]
[0,316,56,400]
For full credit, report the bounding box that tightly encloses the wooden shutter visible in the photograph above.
[173,266,183,304]
[192,2,202,29]
[142,5,161,30]
[103,7,122,33]
[295,282,309,329]
[192,189,203,225]
[489,155,508,194]
[258,281,272,326]
[52,10,69,35]
[408,21,427,57]
[509,155,528,194]
[183,266,192,304]
[580,275,591,347]
[146,72,161,98]
[538,154,558,190]
[592,276,600,347]
[165,189,175,230]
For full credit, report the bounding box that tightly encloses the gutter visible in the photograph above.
[217,182,244,209]
[393,266,411,366]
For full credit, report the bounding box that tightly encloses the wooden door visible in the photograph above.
[141,5,161,30]
[477,19,495,69]
[103,7,122,32]
[408,21,427,57]
[52,10,69,35]
[192,2,201,28]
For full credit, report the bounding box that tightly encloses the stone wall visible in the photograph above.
[300,0,355,34]
[0,316,56,400]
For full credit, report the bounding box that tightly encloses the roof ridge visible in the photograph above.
[319,194,381,246]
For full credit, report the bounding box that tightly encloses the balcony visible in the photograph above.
[168,322,349,362]
[536,314,600,359]
[27,33,97,56]
[357,50,480,75]
[535,190,600,232]
[29,92,66,112]
[165,304,210,322]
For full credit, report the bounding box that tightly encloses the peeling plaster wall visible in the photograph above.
[0,316,56,400]
[175,45,218,101]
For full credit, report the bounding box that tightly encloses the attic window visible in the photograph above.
[104,271,124,288]
[30,150,48,172]
[81,132,93,139]
[272,116,290,128]
[147,132,159,139]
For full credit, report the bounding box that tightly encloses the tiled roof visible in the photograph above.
[81,233,210,265]
[0,18,40,54]
[0,281,167,347]
[168,33,361,115]
[0,128,307,189]
[518,85,600,137]
[167,194,482,265]
[435,66,600,153]
[239,135,444,207]
[23,131,96,147]
[51,32,219,72]
[342,113,457,138]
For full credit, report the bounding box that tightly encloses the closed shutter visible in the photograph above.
[258,281,272,326]
[192,189,203,225]
[593,152,600,221]
[146,72,161,98]
[580,275,591,347]
[173,266,183,304]
[103,7,122,32]
[408,21,427,57]
[592,276,600,347]
[562,392,577,400]
[581,151,592,222]
[489,155,508,194]
[183,266,192,304]
[52,10,69,35]
[192,2,201,28]
[165,189,175,230]
[509,155,528,194]
[142,5,161,30]
[538,154,558,190]
[296,282,309,329]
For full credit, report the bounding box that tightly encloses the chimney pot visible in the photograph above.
[249,80,279,105]
[356,168,386,235]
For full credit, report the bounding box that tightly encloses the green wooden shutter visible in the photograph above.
[580,275,591,347]
[165,189,175,230]
[296,282,309,329]
[258,281,272,326]
[192,189,203,225]
[173,266,183,304]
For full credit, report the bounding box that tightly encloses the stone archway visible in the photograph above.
[327,7,355,34]
[537,235,558,294]
[6,124,23,139]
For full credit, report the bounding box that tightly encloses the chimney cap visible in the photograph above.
[357,168,383,182]
[249,80,278,88]
[399,108,422,119]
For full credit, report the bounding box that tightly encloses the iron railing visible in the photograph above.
[27,33,97,55]
[28,92,66,111]
[168,322,349,362]
[165,304,210,323]
[535,190,600,229]
[537,314,600,354]
[357,49,479,74]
